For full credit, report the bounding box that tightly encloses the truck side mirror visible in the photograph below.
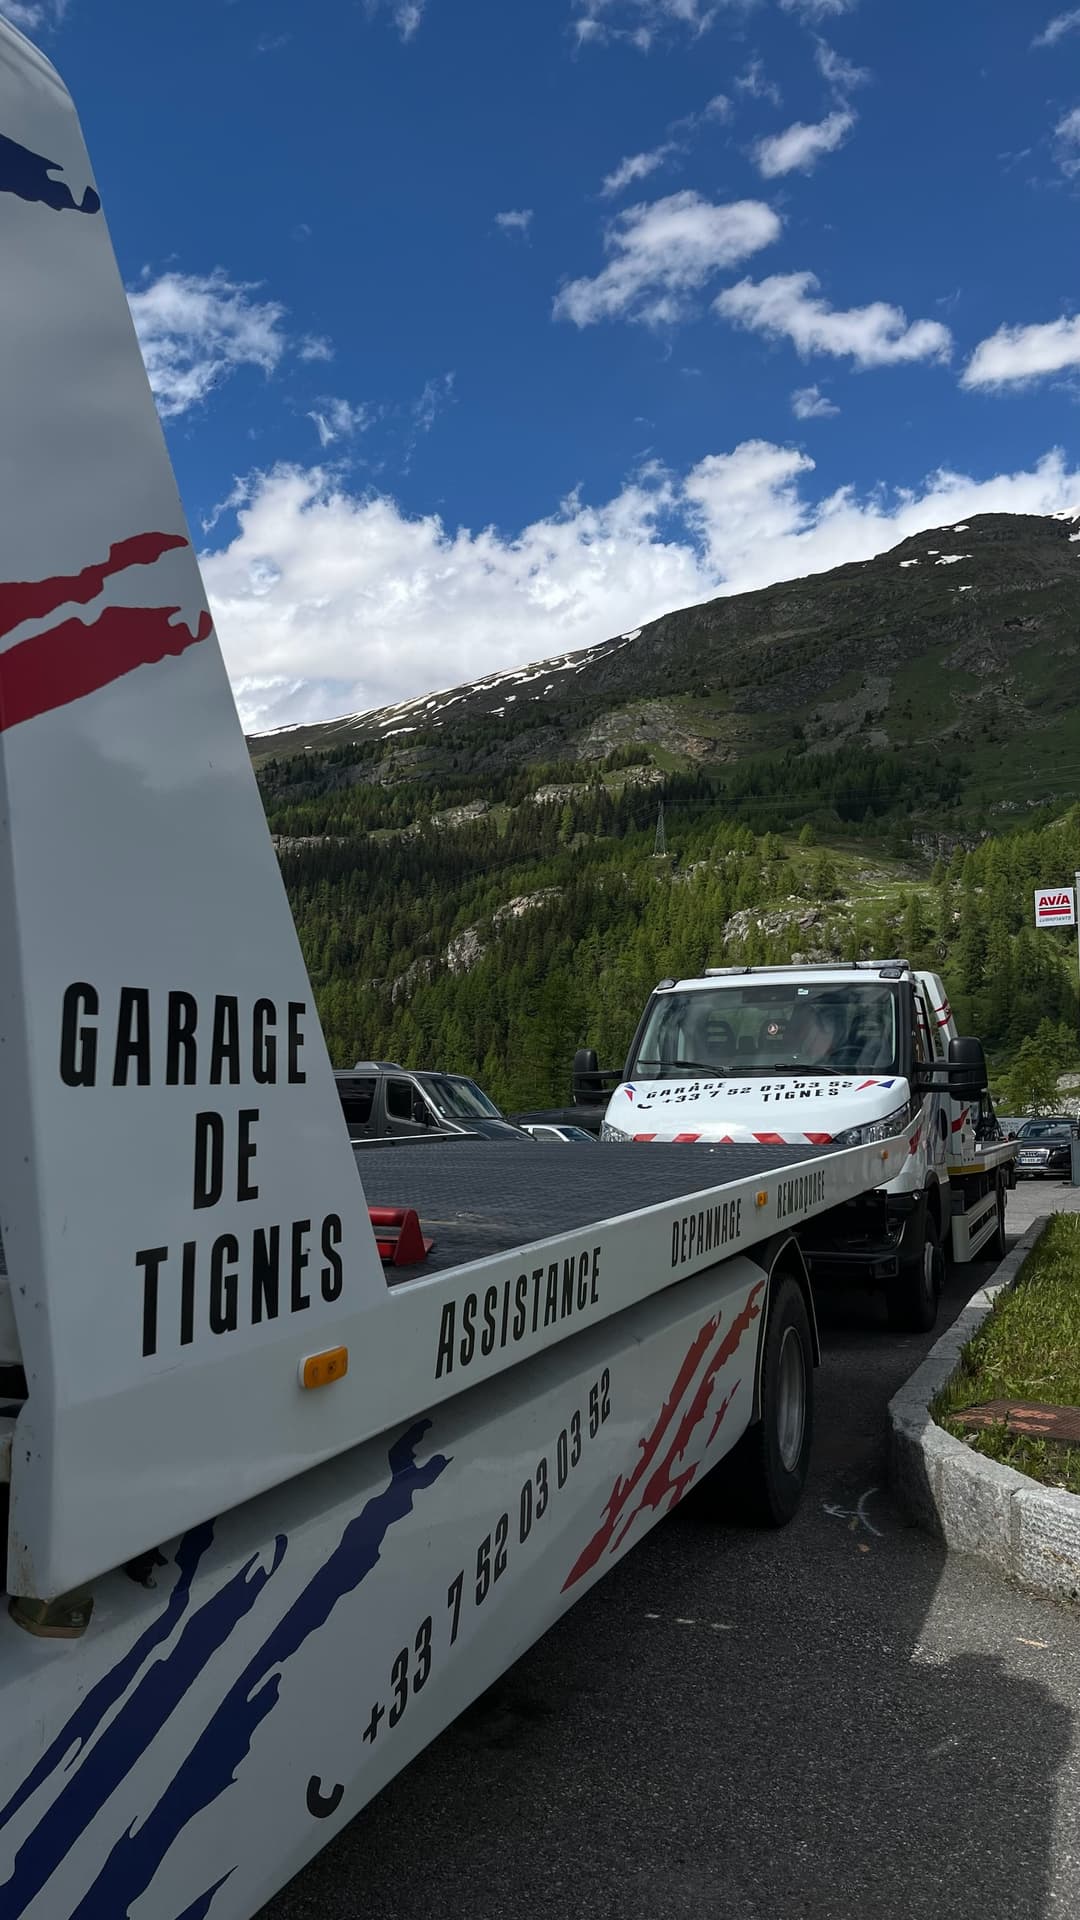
[573,1047,602,1104]
[411,1091,432,1126]
[948,1035,988,1101]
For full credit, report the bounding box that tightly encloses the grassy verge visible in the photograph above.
[934,1213,1080,1494]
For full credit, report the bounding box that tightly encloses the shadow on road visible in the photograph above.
[263,1255,1075,1920]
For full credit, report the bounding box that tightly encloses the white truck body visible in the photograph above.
[0,24,911,1918]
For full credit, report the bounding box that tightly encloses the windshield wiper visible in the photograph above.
[632,1060,730,1077]
[762,1061,850,1077]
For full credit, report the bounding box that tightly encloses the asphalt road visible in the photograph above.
[264,1240,1080,1920]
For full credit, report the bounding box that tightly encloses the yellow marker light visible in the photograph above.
[300,1347,349,1390]
[755,1190,769,1209]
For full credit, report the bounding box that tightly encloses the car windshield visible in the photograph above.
[1019,1121,1072,1140]
[420,1075,502,1120]
[630,980,900,1079]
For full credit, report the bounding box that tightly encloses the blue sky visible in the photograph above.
[10,0,1080,730]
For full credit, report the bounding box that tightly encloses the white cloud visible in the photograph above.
[204,462,712,732]
[814,39,871,91]
[1054,106,1080,176]
[601,147,675,196]
[779,0,859,19]
[735,59,782,106]
[572,0,719,51]
[554,191,781,328]
[792,384,839,418]
[962,313,1080,389]
[600,95,730,197]
[495,208,534,235]
[203,445,1080,733]
[308,398,371,448]
[753,109,856,178]
[1,0,67,26]
[715,271,953,367]
[410,371,455,435]
[299,334,335,363]
[364,0,425,41]
[127,270,288,418]
[1033,8,1080,47]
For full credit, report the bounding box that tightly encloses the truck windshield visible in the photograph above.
[630,981,900,1079]
[420,1075,503,1120]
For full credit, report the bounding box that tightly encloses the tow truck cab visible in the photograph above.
[596,961,1015,1331]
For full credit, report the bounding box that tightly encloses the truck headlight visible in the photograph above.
[832,1101,916,1148]
[601,1122,632,1142]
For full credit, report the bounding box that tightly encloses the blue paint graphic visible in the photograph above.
[1,1534,287,1917]
[0,132,101,214]
[71,1423,450,1920]
[173,1872,234,1920]
[0,1523,215,1838]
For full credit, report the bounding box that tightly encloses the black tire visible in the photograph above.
[986,1176,1007,1263]
[886,1211,943,1333]
[703,1273,814,1528]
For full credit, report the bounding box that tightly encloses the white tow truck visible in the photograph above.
[595,962,1015,1331]
[0,25,920,1919]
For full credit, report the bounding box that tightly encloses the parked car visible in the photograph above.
[519,1122,599,1143]
[334,1062,532,1143]
[1014,1116,1076,1179]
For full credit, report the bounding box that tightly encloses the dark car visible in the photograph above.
[1014,1116,1076,1179]
[335,1062,531,1144]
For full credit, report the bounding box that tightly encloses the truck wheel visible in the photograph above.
[886,1214,942,1334]
[705,1275,814,1528]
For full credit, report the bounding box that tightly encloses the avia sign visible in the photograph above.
[1035,887,1077,929]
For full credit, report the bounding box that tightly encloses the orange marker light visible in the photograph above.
[300,1347,349,1390]
[755,1190,769,1208]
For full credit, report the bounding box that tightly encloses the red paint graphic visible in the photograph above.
[951,1107,970,1134]
[563,1284,764,1592]
[0,532,211,733]
[673,1131,701,1143]
[908,1126,923,1156]
[805,1131,833,1145]
[753,1131,785,1145]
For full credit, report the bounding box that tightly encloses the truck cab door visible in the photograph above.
[912,986,947,1170]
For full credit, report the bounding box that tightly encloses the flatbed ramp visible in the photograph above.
[361,1140,849,1274]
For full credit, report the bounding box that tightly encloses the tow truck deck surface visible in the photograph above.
[363,1140,849,1275]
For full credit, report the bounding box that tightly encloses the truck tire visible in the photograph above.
[886,1212,942,1334]
[704,1274,814,1528]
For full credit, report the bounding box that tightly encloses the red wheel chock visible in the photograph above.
[368,1206,433,1266]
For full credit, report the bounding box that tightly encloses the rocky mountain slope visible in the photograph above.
[249,511,1080,819]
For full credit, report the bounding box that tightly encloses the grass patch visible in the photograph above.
[935,1214,1080,1494]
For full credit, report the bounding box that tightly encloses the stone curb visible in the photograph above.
[887,1216,1080,1603]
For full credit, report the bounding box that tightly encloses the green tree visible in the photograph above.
[999,1037,1061,1117]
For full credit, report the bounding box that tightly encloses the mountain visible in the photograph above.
[247,512,1080,1108]
[250,511,1080,823]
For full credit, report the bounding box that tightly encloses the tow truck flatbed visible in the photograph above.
[362,1139,856,1276]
